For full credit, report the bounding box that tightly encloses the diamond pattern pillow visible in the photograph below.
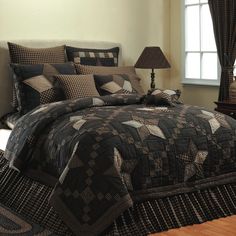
[77,65,145,95]
[11,62,76,114]
[54,74,99,100]
[8,42,66,64]
[66,46,119,66]
[94,74,138,96]
[146,89,182,106]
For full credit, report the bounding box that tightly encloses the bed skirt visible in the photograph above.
[1,150,236,235]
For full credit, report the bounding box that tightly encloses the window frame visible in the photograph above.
[182,0,220,86]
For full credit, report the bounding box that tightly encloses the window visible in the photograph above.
[183,0,220,86]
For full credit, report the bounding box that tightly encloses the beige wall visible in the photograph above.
[170,0,218,110]
[0,0,170,93]
[0,0,217,109]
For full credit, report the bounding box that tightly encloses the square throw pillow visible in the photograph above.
[66,46,119,66]
[8,42,66,64]
[94,74,138,96]
[54,74,99,100]
[11,62,76,114]
[77,64,145,95]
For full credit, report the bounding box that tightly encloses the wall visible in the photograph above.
[0,0,171,93]
[0,0,220,109]
[170,0,218,110]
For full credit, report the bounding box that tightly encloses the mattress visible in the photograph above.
[0,129,11,151]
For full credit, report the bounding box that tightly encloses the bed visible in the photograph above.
[1,40,236,236]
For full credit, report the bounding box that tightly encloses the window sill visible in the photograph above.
[182,79,220,87]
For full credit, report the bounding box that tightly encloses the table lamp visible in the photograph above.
[135,47,171,92]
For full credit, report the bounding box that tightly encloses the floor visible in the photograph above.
[150,215,236,236]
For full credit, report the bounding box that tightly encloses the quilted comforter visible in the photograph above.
[4,94,236,236]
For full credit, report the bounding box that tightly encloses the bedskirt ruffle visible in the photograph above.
[1,150,236,235]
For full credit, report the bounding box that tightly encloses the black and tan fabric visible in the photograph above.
[208,0,236,101]
[11,62,76,114]
[94,74,137,95]
[55,74,99,100]
[66,46,119,66]
[77,65,144,95]
[2,151,236,236]
[8,42,66,64]
[1,111,21,129]
[77,64,136,75]
[5,94,236,235]
[146,89,182,106]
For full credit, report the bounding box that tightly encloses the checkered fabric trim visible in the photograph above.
[1,151,236,236]
[66,46,119,67]
[55,74,99,99]
[0,151,72,236]
[74,51,118,66]
[12,88,18,109]
[8,42,66,64]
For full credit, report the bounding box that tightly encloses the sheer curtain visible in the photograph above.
[208,0,236,101]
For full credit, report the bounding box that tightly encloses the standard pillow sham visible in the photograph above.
[94,74,137,96]
[77,64,145,95]
[66,46,119,66]
[11,62,76,114]
[8,42,66,64]
[54,74,99,100]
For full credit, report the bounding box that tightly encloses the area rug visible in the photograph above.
[0,203,57,236]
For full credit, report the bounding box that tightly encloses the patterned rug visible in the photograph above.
[0,203,57,236]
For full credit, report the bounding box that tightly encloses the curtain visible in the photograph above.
[208,0,236,101]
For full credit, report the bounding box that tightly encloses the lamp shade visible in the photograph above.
[135,47,171,69]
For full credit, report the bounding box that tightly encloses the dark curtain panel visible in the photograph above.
[208,0,236,101]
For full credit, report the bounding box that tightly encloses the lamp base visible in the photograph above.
[150,69,155,90]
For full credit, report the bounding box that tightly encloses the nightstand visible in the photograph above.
[215,100,236,119]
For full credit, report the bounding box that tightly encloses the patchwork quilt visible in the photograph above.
[4,94,236,236]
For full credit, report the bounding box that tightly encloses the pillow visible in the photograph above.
[94,74,138,95]
[8,42,66,64]
[146,89,182,107]
[77,64,145,95]
[66,46,119,66]
[54,74,99,100]
[11,62,76,114]
[1,112,21,129]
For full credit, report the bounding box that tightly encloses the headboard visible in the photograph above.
[0,40,122,118]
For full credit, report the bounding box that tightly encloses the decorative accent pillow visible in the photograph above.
[77,64,145,95]
[11,62,76,114]
[1,112,21,129]
[8,42,66,64]
[66,46,119,66]
[94,74,137,95]
[54,74,99,100]
[146,89,182,107]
